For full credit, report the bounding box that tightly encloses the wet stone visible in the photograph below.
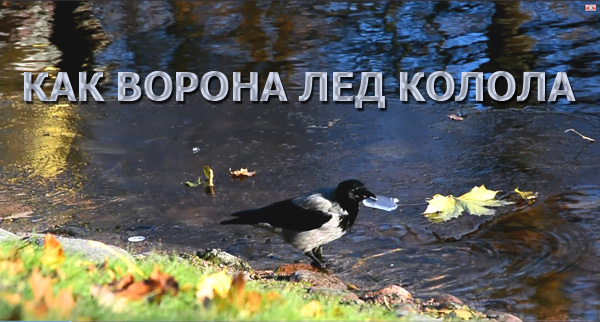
[361,284,414,306]
[432,293,464,305]
[289,270,347,290]
[28,234,135,263]
[196,248,253,272]
[395,302,420,318]
[0,228,19,241]
[43,224,90,237]
[486,310,523,322]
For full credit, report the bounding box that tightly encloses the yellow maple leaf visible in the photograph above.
[424,185,513,222]
[41,234,65,268]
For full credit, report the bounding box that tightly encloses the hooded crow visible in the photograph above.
[220,179,376,268]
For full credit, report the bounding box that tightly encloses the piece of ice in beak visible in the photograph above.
[362,196,398,211]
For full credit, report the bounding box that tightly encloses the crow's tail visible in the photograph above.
[220,209,262,225]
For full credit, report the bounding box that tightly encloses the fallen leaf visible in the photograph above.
[116,265,178,302]
[243,291,262,315]
[111,273,135,291]
[515,188,538,201]
[46,288,75,317]
[41,234,65,268]
[29,269,53,303]
[196,270,232,303]
[301,300,323,318]
[229,168,256,179]
[27,269,75,318]
[228,272,246,307]
[423,185,513,222]
[203,166,215,187]
[185,177,202,187]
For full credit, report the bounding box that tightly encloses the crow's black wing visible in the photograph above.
[222,195,334,231]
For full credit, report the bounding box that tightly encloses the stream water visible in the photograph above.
[0,2,599,320]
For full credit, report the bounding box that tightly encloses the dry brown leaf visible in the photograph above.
[41,234,65,268]
[27,269,75,317]
[29,268,53,302]
[243,291,262,315]
[95,265,178,304]
[230,168,256,179]
[111,273,135,292]
[149,264,179,296]
[228,272,246,307]
[46,288,75,317]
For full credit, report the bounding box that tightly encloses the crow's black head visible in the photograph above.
[336,179,376,203]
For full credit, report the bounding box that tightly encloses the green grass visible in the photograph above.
[0,239,403,321]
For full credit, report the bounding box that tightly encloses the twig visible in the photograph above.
[565,128,595,142]
[352,247,403,270]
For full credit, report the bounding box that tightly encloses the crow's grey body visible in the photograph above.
[221,180,375,268]
[257,189,349,252]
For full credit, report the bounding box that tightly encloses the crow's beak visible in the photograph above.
[362,189,377,201]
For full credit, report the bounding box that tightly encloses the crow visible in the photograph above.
[220,179,376,269]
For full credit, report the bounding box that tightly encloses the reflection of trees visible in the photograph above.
[0,3,91,185]
[479,1,537,106]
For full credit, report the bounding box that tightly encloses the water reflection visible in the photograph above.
[0,1,599,320]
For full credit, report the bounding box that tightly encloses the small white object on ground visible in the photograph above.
[128,236,145,242]
[363,196,399,211]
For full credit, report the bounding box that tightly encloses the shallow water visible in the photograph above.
[0,1,599,320]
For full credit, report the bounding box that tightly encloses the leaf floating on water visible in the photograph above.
[230,168,256,180]
[423,185,513,222]
[514,188,538,205]
[514,188,538,200]
[230,168,256,177]
[203,166,215,187]
[184,177,202,187]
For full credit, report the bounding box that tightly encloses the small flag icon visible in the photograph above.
[585,4,596,11]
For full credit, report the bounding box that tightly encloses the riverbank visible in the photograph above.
[0,228,521,321]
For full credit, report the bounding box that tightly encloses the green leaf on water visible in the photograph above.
[185,177,202,187]
[203,166,214,187]
[423,185,513,222]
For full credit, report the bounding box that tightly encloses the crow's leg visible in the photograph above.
[304,251,326,270]
[312,246,324,263]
